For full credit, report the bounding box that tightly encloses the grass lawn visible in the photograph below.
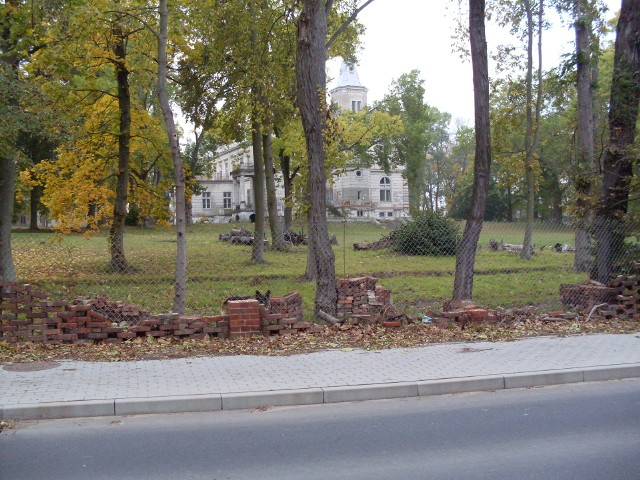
[10,220,587,318]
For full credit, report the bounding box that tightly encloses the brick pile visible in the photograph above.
[607,263,640,319]
[73,296,152,323]
[560,281,616,310]
[560,262,640,318]
[269,292,303,321]
[0,283,334,343]
[262,292,323,336]
[0,283,229,344]
[436,302,498,328]
[336,276,393,321]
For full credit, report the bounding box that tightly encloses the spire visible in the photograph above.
[336,61,362,88]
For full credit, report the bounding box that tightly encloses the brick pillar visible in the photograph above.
[227,299,261,338]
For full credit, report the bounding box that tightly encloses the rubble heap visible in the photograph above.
[561,262,640,319]
[336,276,396,323]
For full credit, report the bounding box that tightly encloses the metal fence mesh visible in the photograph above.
[10,217,639,320]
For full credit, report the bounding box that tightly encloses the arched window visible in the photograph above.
[380,177,391,202]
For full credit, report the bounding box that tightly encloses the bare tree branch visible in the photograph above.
[325,0,375,51]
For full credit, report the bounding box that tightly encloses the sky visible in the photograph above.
[327,0,621,128]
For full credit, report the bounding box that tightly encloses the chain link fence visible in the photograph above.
[9,216,639,320]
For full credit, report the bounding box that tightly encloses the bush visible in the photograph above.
[391,212,459,256]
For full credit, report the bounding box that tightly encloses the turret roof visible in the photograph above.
[336,61,363,88]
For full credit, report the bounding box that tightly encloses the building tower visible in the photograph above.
[329,61,368,113]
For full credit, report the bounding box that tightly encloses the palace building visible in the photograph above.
[191,61,409,223]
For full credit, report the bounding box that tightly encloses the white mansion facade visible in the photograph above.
[191,62,409,223]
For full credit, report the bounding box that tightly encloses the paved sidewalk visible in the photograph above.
[2,333,640,420]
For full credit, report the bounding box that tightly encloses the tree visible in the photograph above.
[296,0,337,315]
[157,0,187,313]
[0,0,64,281]
[521,0,544,260]
[295,0,373,315]
[573,0,597,271]
[0,0,21,281]
[594,0,640,282]
[453,0,492,300]
[379,70,432,216]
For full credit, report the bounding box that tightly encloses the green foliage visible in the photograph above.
[447,170,515,221]
[391,213,460,256]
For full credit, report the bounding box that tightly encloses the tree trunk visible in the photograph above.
[305,216,318,281]
[453,0,492,300]
[158,0,187,313]
[29,186,41,230]
[109,25,132,273]
[251,118,266,264]
[574,0,595,272]
[263,131,287,251]
[296,0,337,316]
[595,0,640,282]
[185,127,205,226]
[0,156,16,282]
[279,151,296,230]
[522,0,543,260]
[0,0,19,282]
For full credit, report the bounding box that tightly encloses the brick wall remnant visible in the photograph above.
[560,262,640,319]
[0,283,229,344]
[336,276,394,323]
[0,285,324,344]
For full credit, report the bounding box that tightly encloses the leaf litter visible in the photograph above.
[1,318,639,364]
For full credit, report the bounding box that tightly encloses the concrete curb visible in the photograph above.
[2,363,639,421]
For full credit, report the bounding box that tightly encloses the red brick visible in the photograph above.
[104,337,123,343]
[88,310,109,321]
[293,322,312,329]
[88,333,108,339]
[57,334,79,341]
[117,332,136,339]
[87,321,110,328]
[58,322,78,329]
[142,319,161,327]
[146,330,166,337]
[159,324,178,331]
[130,326,151,333]
[174,329,195,335]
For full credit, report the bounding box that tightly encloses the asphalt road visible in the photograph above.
[2,379,639,480]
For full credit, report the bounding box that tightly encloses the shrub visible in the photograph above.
[391,212,460,256]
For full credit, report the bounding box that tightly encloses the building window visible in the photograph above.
[357,210,364,217]
[357,191,361,200]
[202,191,211,209]
[380,177,391,202]
[387,211,394,217]
[223,192,231,209]
[379,212,385,218]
